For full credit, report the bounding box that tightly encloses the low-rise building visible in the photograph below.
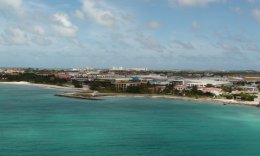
[174,85,187,91]
[97,74,126,80]
[244,77,260,83]
[4,69,25,75]
[113,78,141,90]
[55,72,71,80]
[170,80,185,85]
[134,74,168,81]
[242,86,259,93]
[185,79,232,87]
[149,80,170,86]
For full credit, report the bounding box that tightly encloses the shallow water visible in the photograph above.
[1,84,260,156]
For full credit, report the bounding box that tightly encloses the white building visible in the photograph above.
[130,68,148,71]
[134,74,167,80]
[185,79,232,87]
[111,66,127,71]
[113,78,141,90]
[242,86,259,93]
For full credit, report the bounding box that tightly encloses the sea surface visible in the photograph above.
[1,84,260,156]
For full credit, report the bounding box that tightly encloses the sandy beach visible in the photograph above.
[0,81,86,92]
[1,81,259,107]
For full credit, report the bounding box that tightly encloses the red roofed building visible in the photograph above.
[54,72,71,80]
[198,87,223,96]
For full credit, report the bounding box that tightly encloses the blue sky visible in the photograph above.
[0,0,260,70]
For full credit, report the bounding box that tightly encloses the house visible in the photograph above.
[174,85,187,91]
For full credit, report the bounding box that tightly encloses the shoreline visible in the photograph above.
[0,81,86,92]
[57,92,260,107]
[1,81,260,107]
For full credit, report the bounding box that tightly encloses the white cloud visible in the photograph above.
[0,25,52,47]
[0,0,25,15]
[192,21,201,31]
[221,43,240,53]
[147,21,161,29]
[1,27,29,45]
[54,13,73,27]
[33,26,45,35]
[232,6,242,14]
[79,0,115,27]
[135,33,165,52]
[168,0,224,7]
[31,36,52,46]
[75,9,85,20]
[171,40,195,50]
[53,13,78,38]
[214,31,251,43]
[252,9,260,21]
[244,43,260,52]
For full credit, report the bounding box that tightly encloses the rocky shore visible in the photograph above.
[56,92,260,107]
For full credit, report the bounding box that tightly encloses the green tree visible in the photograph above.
[72,80,83,88]
[206,84,214,88]
[240,93,256,101]
[221,94,233,99]
[221,85,232,93]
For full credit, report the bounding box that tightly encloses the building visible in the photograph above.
[198,87,223,96]
[54,72,71,80]
[244,77,260,83]
[111,66,127,71]
[4,69,25,75]
[97,73,126,80]
[242,86,259,93]
[170,80,185,86]
[130,68,148,71]
[113,78,141,90]
[134,74,168,81]
[174,85,187,91]
[149,80,170,86]
[185,79,232,88]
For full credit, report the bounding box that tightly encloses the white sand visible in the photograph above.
[0,81,86,91]
[1,81,259,106]
[107,93,260,106]
[0,81,30,85]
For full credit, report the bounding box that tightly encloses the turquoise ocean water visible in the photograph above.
[1,84,260,156]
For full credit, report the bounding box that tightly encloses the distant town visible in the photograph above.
[0,67,260,105]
